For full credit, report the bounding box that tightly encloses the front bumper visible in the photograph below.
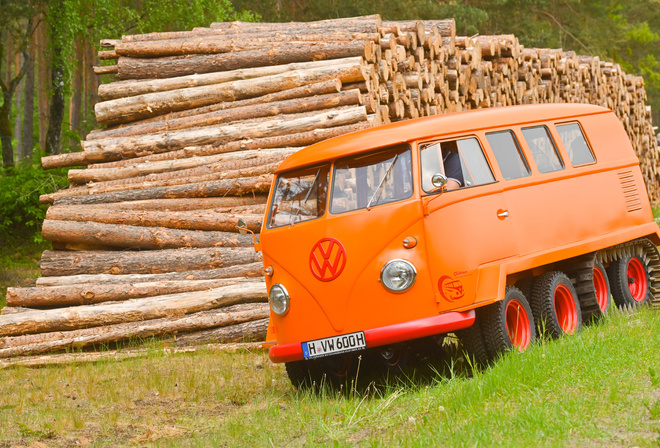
[268,310,476,363]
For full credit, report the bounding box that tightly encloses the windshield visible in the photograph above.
[267,164,330,228]
[330,145,413,214]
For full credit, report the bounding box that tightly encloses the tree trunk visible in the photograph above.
[45,50,64,155]
[36,18,49,151]
[7,277,260,308]
[0,303,269,357]
[69,40,83,150]
[115,41,368,80]
[35,261,264,287]
[21,23,35,160]
[0,281,267,337]
[96,62,364,125]
[41,220,255,250]
[46,206,263,233]
[39,247,262,276]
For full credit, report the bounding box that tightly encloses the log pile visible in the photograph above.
[1,15,658,360]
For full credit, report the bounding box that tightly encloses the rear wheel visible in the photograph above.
[592,260,611,314]
[530,271,582,338]
[608,254,650,307]
[481,286,536,360]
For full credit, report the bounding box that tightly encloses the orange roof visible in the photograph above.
[276,103,610,173]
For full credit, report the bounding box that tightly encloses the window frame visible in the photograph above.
[485,129,532,181]
[521,125,565,174]
[554,121,596,167]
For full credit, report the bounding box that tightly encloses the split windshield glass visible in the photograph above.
[267,164,330,228]
[330,144,413,214]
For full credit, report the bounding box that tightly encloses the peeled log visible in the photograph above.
[96,62,365,124]
[97,58,354,101]
[7,277,261,308]
[115,41,368,80]
[50,174,273,206]
[89,89,362,141]
[0,303,269,357]
[46,206,263,233]
[40,247,261,277]
[42,220,255,250]
[36,262,264,287]
[81,107,367,157]
[0,281,267,337]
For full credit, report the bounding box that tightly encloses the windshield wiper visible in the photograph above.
[291,168,321,224]
[367,154,398,211]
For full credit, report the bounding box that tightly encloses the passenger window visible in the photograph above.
[420,137,494,193]
[485,131,531,180]
[521,126,564,173]
[555,122,595,166]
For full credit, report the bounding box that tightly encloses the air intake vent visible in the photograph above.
[618,170,642,212]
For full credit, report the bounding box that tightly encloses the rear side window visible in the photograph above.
[420,137,494,192]
[555,122,595,166]
[522,126,564,173]
[485,131,531,180]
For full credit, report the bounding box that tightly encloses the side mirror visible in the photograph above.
[237,218,249,235]
[431,173,448,190]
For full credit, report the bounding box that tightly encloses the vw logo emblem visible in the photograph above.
[309,238,346,282]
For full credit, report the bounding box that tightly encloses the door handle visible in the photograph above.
[497,210,509,219]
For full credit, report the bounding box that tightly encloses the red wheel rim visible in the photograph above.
[554,284,578,334]
[626,257,648,302]
[593,266,609,312]
[505,299,532,351]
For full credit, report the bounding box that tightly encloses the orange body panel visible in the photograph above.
[260,104,660,363]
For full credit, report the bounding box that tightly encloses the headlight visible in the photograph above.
[380,259,417,293]
[269,284,290,316]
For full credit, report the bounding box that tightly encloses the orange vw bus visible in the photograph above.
[245,103,660,387]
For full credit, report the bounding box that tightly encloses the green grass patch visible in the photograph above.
[0,234,48,309]
[2,308,660,447]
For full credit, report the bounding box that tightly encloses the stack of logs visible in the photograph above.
[1,15,658,360]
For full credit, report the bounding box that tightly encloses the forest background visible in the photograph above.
[1,0,659,247]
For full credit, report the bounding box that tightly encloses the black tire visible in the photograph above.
[515,276,535,302]
[607,253,651,308]
[285,354,359,391]
[456,314,491,369]
[591,260,612,316]
[481,286,536,360]
[530,271,582,338]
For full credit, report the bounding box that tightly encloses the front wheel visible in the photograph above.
[608,253,650,307]
[481,286,536,360]
[530,271,582,338]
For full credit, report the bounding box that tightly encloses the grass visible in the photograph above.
[2,307,660,447]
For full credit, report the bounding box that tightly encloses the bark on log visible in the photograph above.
[35,262,264,287]
[114,34,379,58]
[0,303,269,357]
[7,278,262,309]
[89,89,361,141]
[42,220,255,250]
[40,247,262,277]
[68,147,294,184]
[115,41,368,80]
[210,15,381,33]
[174,317,268,346]
[77,197,268,212]
[97,58,354,101]
[41,121,368,170]
[0,281,267,337]
[82,106,367,156]
[46,207,263,233]
[49,175,273,206]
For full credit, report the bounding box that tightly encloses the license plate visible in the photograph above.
[302,331,366,359]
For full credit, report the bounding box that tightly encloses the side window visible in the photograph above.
[485,131,531,180]
[555,122,595,166]
[420,137,494,193]
[521,126,564,174]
